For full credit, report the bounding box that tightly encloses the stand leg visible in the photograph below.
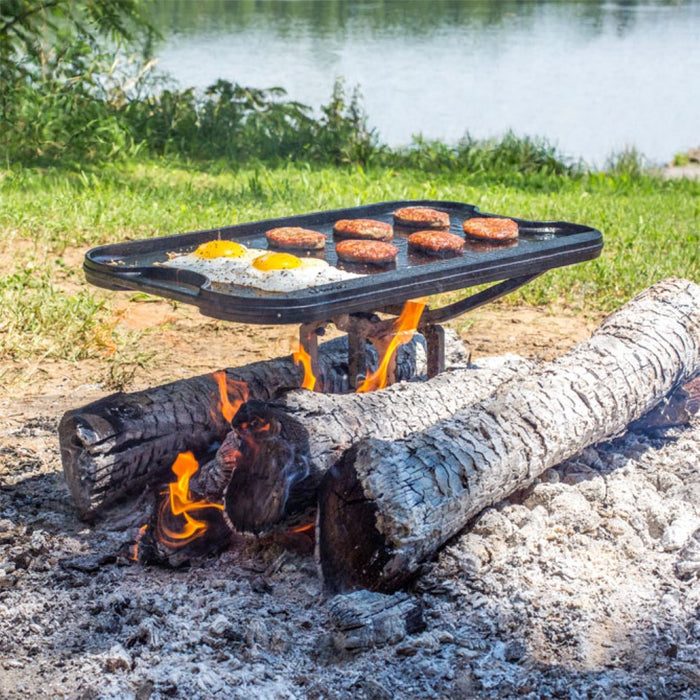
[424,324,446,379]
[347,330,366,391]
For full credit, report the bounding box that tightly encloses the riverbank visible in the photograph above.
[658,147,700,180]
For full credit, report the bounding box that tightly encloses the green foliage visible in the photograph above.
[672,152,690,167]
[0,1,572,173]
[604,146,647,177]
[1,0,156,163]
[119,78,380,165]
[0,0,154,76]
[391,131,578,178]
[313,80,385,166]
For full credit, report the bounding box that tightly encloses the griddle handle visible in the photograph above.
[421,273,543,325]
[103,266,206,298]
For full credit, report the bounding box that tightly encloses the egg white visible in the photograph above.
[164,247,361,292]
[164,245,264,276]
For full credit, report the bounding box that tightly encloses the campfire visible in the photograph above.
[57,202,699,604]
[128,298,430,566]
[60,278,700,598]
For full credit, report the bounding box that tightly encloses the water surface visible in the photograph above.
[152,0,700,167]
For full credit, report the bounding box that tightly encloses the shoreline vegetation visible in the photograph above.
[0,0,698,371]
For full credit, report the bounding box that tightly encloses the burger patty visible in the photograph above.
[408,230,465,258]
[332,219,393,242]
[467,239,518,253]
[265,227,327,251]
[335,239,399,266]
[393,206,450,230]
[462,217,519,241]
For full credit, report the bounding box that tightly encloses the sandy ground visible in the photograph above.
[1,289,698,698]
[659,162,700,180]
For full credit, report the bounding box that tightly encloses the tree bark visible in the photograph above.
[317,278,700,593]
[220,355,534,533]
[60,332,455,520]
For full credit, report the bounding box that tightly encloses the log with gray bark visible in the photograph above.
[215,354,534,533]
[60,333,458,520]
[317,278,700,593]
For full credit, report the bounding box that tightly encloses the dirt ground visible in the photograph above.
[1,291,699,699]
[1,291,601,408]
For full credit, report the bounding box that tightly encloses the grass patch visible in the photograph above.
[0,264,112,361]
[1,159,697,364]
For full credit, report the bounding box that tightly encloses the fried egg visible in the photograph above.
[164,240,265,278]
[164,242,361,292]
[188,240,252,260]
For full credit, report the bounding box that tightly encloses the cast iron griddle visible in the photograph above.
[83,200,603,324]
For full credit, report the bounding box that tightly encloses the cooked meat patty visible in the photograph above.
[466,239,518,253]
[335,239,399,266]
[408,230,465,258]
[265,227,327,251]
[332,219,393,242]
[462,217,519,241]
[393,206,450,230]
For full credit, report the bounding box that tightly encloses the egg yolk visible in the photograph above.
[194,240,248,259]
[252,252,302,271]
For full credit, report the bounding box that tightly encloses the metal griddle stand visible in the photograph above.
[298,272,541,389]
[81,201,603,389]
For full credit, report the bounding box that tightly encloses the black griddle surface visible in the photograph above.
[83,200,602,324]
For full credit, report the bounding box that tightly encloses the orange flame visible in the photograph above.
[134,373,247,556]
[293,342,317,391]
[356,299,426,393]
[131,524,148,562]
[156,451,224,548]
[211,371,249,423]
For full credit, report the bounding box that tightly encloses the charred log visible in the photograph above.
[60,333,454,520]
[317,278,700,593]
[135,489,233,569]
[220,355,534,532]
[327,589,425,651]
[629,375,699,432]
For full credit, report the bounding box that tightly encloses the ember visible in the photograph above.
[131,524,148,562]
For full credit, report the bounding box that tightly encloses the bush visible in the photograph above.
[120,78,381,166]
[391,131,577,177]
[1,0,155,164]
[605,147,647,177]
[0,2,574,174]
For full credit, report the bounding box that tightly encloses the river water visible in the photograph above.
[152,0,700,167]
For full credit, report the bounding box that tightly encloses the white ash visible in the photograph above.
[0,410,698,698]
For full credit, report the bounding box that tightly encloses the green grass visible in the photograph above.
[1,159,698,366]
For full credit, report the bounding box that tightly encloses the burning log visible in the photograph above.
[317,278,700,593]
[60,332,466,520]
[134,452,234,568]
[218,355,534,532]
